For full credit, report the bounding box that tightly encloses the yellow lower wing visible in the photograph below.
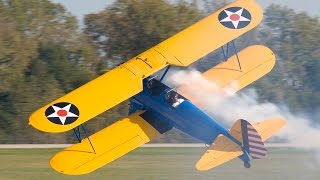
[178,45,275,102]
[196,118,286,171]
[50,111,161,175]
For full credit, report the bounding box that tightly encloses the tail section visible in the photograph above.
[240,119,267,159]
[196,118,286,171]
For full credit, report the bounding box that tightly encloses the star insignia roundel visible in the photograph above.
[218,7,251,29]
[45,102,79,125]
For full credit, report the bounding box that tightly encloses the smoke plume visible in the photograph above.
[165,69,320,148]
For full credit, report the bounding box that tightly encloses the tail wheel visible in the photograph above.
[244,162,251,168]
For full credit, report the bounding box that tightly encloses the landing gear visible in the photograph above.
[244,162,251,168]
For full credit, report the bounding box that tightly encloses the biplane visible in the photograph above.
[29,0,285,175]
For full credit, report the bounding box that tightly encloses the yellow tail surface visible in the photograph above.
[196,118,286,171]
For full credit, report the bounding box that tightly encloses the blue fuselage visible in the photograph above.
[129,77,230,144]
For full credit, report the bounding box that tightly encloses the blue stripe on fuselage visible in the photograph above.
[130,77,228,144]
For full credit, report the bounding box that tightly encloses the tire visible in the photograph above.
[244,162,251,168]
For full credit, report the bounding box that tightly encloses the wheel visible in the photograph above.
[244,162,251,168]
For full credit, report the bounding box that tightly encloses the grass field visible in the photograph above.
[0,147,320,180]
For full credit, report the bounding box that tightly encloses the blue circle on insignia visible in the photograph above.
[218,7,251,29]
[45,102,79,125]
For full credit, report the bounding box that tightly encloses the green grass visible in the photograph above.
[0,147,320,180]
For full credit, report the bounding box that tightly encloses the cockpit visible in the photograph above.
[146,78,168,96]
[165,90,185,108]
[146,78,185,108]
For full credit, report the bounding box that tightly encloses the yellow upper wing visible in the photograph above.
[196,118,286,171]
[160,0,263,66]
[29,0,263,133]
[29,53,166,132]
[50,111,163,175]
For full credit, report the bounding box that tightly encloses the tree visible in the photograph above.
[84,0,203,69]
[2,42,97,143]
[254,5,320,115]
[0,0,78,43]
[0,17,37,93]
[0,0,99,143]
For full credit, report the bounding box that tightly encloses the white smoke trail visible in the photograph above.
[164,69,320,148]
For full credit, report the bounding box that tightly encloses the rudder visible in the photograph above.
[240,119,267,159]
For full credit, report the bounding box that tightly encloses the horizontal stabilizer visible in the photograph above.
[229,118,286,142]
[50,111,165,175]
[196,134,243,171]
[196,118,286,171]
[252,118,286,141]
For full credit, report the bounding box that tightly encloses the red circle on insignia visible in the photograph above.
[57,110,68,117]
[230,14,240,21]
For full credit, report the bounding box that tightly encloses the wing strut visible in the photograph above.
[73,125,96,154]
[231,40,242,71]
[159,65,171,82]
[220,40,242,71]
[221,43,229,61]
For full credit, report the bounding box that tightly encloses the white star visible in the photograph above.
[220,8,250,29]
[47,104,78,125]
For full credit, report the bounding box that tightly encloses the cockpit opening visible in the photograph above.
[165,90,185,108]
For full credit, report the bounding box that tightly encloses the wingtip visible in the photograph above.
[50,151,88,176]
[195,162,209,171]
[28,110,50,133]
[274,117,287,128]
[28,111,38,128]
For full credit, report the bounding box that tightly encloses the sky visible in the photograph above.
[51,0,319,25]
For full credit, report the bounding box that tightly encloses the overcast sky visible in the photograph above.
[51,0,318,25]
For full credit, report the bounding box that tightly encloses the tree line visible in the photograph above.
[0,0,319,143]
